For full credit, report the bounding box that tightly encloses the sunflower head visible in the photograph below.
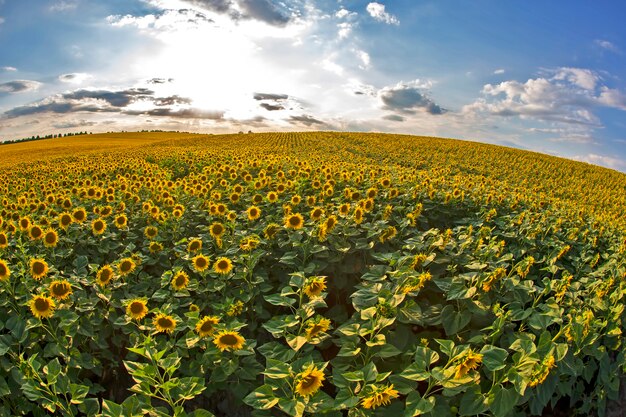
[59,212,73,229]
[361,384,399,409]
[195,315,220,337]
[29,258,49,280]
[49,280,72,300]
[209,222,225,238]
[264,223,281,239]
[213,330,246,351]
[149,241,163,253]
[246,206,261,221]
[118,258,137,276]
[310,207,324,221]
[192,254,210,272]
[126,299,148,320]
[187,238,203,253]
[303,276,327,298]
[30,295,55,319]
[0,259,10,281]
[171,271,189,290]
[294,364,325,397]
[72,208,87,223]
[153,313,177,334]
[96,265,115,287]
[213,257,233,275]
[29,225,44,240]
[144,225,158,239]
[19,217,31,231]
[0,232,8,249]
[284,213,304,230]
[43,229,59,248]
[114,214,128,229]
[91,218,107,235]
[305,317,331,340]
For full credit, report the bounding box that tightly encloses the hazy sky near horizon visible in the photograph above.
[1,1,626,171]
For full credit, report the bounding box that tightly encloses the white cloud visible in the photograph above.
[552,67,598,90]
[366,2,399,25]
[493,69,505,75]
[1,66,17,72]
[594,39,620,54]
[354,49,371,69]
[571,153,626,171]
[335,8,356,19]
[0,16,5,24]
[49,1,78,12]
[337,22,353,39]
[597,87,626,110]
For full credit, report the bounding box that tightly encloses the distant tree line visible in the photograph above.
[0,131,92,146]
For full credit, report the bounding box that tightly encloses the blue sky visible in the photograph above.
[1,1,625,171]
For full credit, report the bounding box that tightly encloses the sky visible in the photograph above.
[1,1,626,171]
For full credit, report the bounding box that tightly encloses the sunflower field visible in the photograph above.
[0,131,625,417]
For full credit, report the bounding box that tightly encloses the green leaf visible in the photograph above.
[69,383,89,404]
[480,345,509,371]
[400,363,430,382]
[446,278,471,300]
[375,343,402,358]
[459,387,488,415]
[244,384,279,410]
[78,398,100,416]
[263,359,292,379]
[101,399,123,417]
[441,305,471,336]
[489,386,519,417]
[403,391,435,416]
[264,293,296,307]
[44,358,62,385]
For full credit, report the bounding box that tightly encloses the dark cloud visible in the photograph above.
[181,0,292,26]
[5,101,115,118]
[59,74,77,81]
[0,80,42,94]
[52,120,98,129]
[64,88,154,107]
[260,103,284,111]
[126,108,224,119]
[147,78,174,84]
[238,0,290,26]
[154,95,193,106]
[383,114,405,122]
[288,114,325,126]
[380,84,446,115]
[253,92,288,101]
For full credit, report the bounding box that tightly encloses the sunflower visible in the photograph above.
[0,259,10,281]
[453,349,483,379]
[114,214,128,229]
[291,195,301,205]
[126,299,148,320]
[305,317,331,340]
[353,207,364,224]
[195,315,220,337]
[91,218,107,235]
[149,241,163,253]
[213,257,233,275]
[187,238,203,253]
[48,280,72,300]
[294,364,325,397]
[29,258,49,280]
[96,265,115,287]
[192,254,210,273]
[239,236,260,251]
[324,215,337,232]
[72,208,87,223]
[144,225,158,239]
[29,225,44,240]
[213,330,246,351]
[378,226,397,243]
[264,223,281,239]
[361,384,399,409]
[246,206,261,221]
[188,304,200,312]
[303,276,327,298]
[19,217,32,231]
[209,222,225,239]
[59,212,73,229]
[171,271,189,290]
[338,203,350,217]
[285,213,304,230]
[153,313,177,334]
[30,295,56,319]
[310,207,324,222]
[0,232,8,249]
[117,258,136,276]
[267,191,278,202]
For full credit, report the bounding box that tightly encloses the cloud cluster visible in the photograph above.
[179,0,292,26]
[366,2,399,25]
[0,80,42,94]
[2,87,222,121]
[253,92,289,111]
[379,81,445,116]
